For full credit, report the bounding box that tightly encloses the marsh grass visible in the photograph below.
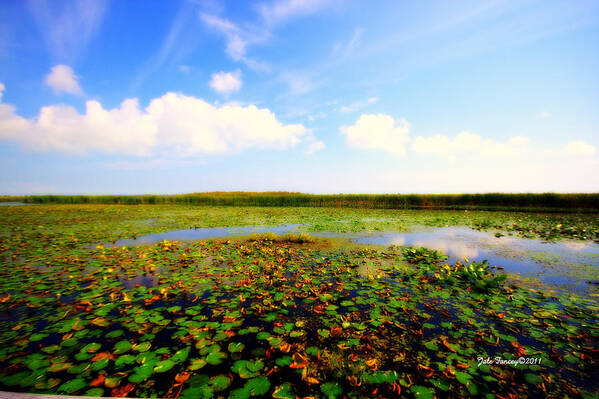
[1,192,598,212]
[246,232,317,244]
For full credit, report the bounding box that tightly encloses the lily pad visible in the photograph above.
[154,359,175,373]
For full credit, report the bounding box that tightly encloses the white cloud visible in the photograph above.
[339,97,379,113]
[179,65,191,73]
[257,0,332,26]
[0,85,312,157]
[340,114,410,156]
[44,64,83,95]
[209,70,242,94]
[28,0,108,60]
[340,113,597,170]
[565,140,596,156]
[0,83,4,101]
[508,136,530,146]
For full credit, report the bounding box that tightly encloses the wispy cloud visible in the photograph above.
[132,4,199,89]
[307,112,326,122]
[104,159,199,171]
[201,0,338,71]
[339,97,378,113]
[0,180,57,195]
[200,12,270,71]
[257,0,334,26]
[412,132,530,160]
[304,136,325,154]
[363,1,597,74]
[275,26,365,97]
[27,0,108,60]
[331,27,364,57]
[279,71,323,95]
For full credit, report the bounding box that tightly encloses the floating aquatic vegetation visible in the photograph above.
[246,232,317,244]
[0,205,598,398]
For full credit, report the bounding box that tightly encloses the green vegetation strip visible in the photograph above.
[2,192,599,212]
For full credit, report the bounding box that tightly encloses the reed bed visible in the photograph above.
[1,192,598,211]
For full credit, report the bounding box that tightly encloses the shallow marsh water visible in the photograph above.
[353,226,599,294]
[107,224,303,247]
[104,224,599,294]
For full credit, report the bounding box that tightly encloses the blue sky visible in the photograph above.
[0,0,598,194]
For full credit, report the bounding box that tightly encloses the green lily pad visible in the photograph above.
[321,381,342,398]
[154,359,175,373]
[455,371,472,385]
[114,340,132,354]
[272,383,294,399]
[106,329,125,339]
[85,388,104,396]
[410,385,435,399]
[228,342,245,353]
[115,354,136,367]
[92,358,110,371]
[245,376,271,396]
[256,332,270,340]
[172,347,190,363]
[30,333,49,342]
[210,374,231,391]
[133,341,151,352]
[275,356,292,367]
[48,362,71,373]
[525,373,543,385]
[129,364,153,382]
[189,358,208,370]
[206,351,227,365]
[58,378,86,394]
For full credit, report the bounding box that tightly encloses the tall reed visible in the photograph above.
[2,192,598,211]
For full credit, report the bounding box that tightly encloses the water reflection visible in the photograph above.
[412,239,479,260]
[120,274,160,289]
[354,227,599,293]
[106,224,303,247]
[560,241,593,251]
